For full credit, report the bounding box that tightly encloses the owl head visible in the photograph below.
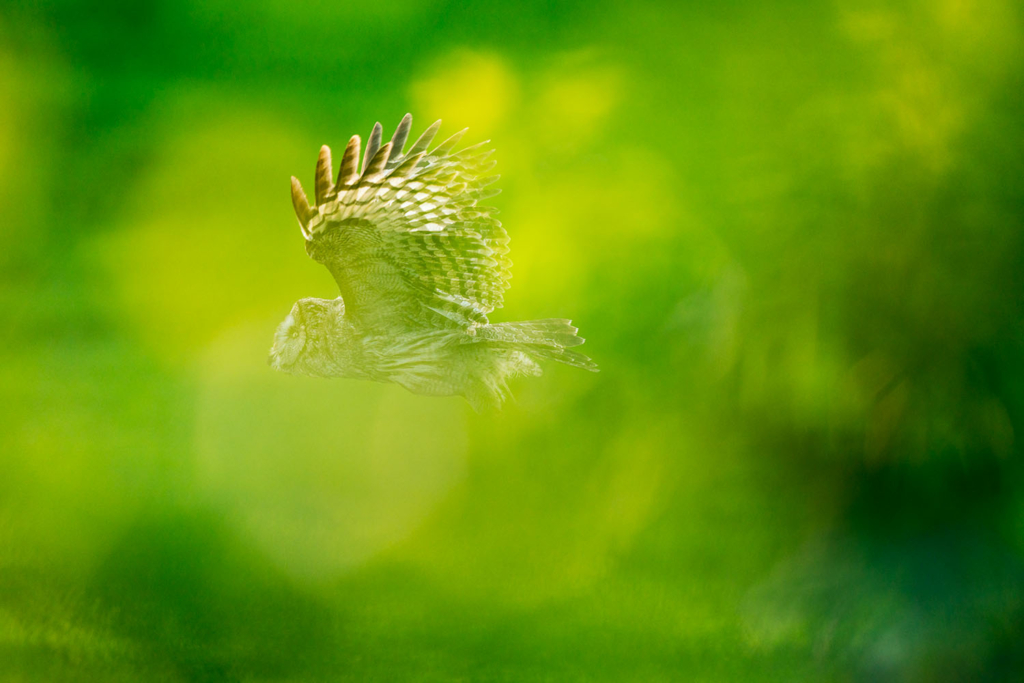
[268,297,349,375]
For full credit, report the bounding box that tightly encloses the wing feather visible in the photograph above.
[389,113,412,161]
[404,119,441,160]
[338,135,361,186]
[362,122,383,174]
[290,176,315,237]
[292,114,510,330]
[314,145,333,204]
[363,141,392,179]
[431,128,468,157]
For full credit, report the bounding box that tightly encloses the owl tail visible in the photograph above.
[479,319,599,373]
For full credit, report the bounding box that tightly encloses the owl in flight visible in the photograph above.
[269,114,597,410]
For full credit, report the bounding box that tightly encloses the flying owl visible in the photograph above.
[268,114,597,410]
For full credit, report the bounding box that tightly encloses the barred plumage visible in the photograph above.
[270,114,596,409]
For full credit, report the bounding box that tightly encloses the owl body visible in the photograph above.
[270,297,553,409]
[268,114,596,409]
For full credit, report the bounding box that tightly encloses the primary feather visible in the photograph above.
[271,114,596,410]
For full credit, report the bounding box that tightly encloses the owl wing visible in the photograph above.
[289,114,509,332]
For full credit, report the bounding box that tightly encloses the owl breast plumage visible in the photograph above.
[268,114,596,410]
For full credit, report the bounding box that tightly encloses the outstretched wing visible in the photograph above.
[290,114,509,331]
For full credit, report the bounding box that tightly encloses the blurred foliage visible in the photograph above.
[2,0,1024,680]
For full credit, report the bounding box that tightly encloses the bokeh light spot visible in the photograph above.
[195,321,468,580]
[410,51,519,135]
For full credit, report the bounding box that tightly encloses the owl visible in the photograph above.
[269,114,597,410]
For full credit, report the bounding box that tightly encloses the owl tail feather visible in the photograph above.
[480,319,599,373]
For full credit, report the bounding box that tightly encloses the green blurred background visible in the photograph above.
[2,0,1024,680]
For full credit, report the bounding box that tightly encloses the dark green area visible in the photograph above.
[2,0,1024,680]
